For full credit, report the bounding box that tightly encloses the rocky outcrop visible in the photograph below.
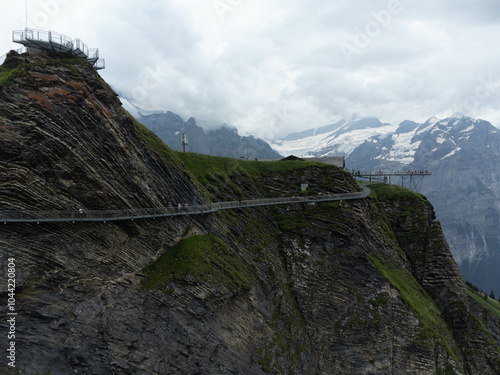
[377,186,500,374]
[273,115,500,298]
[0,51,499,374]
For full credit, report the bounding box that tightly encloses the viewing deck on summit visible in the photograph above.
[12,28,105,70]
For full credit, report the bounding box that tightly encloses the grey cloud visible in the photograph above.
[2,0,500,137]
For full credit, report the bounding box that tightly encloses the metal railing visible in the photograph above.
[0,47,28,66]
[0,187,370,224]
[13,29,74,52]
[353,171,432,176]
[11,28,104,70]
[73,38,89,58]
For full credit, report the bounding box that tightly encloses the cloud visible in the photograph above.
[1,0,500,138]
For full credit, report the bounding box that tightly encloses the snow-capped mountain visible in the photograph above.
[267,116,396,158]
[270,114,500,297]
[347,114,499,170]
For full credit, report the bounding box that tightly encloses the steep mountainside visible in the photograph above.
[0,51,499,374]
[138,111,282,160]
[347,116,500,297]
[270,115,500,298]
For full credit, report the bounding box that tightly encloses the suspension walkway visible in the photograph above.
[0,187,370,224]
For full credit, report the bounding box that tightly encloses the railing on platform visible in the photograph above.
[11,28,105,70]
[353,171,432,177]
[0,188,370,224]
[13,29,74,52]
[352,170,432,192]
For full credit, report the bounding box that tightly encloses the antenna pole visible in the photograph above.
[181,132,188,152]
[25,0,28,29]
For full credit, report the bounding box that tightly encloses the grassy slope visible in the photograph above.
[176,152,330,186]
[467,286,500,320]
[142,235,254,292]
[369,183,429,205]
[368,184,465,366]
[370,255,461,360]
[0,65,19,86]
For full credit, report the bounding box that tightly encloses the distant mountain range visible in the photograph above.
[268,114,500,297]
[136,111,282,160]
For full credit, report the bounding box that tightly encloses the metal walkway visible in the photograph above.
[352,171,431,192]
[11,28,105,70]
[1,187,370,224]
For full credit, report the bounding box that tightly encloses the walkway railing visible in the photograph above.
[352,170,432,192]
[353,171,432,177]
[0,47,28,66]
[0,187,370,224]
[11,28,105,70]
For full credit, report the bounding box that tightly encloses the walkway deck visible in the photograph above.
[1,187,370,224]
[12,28,105,70]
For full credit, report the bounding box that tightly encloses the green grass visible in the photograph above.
[369,183,431,223]
[0,66,18,86]
[142,235,254,291]
[176,151,328,182]
[175,151,345,201]
[125,112,354,202]
[127,115,332,199]
[466,286,500,320]
[369,183,426,202]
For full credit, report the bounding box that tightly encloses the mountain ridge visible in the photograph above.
[1,50,499,374]
[122,104,283,160]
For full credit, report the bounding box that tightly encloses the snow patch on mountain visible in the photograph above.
[267,117,397,157]
[441,147,461,160]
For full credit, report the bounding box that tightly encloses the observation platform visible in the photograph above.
[11,28,105,70]
[352,170,431,192]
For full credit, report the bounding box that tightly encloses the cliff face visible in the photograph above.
[0,51,499,374]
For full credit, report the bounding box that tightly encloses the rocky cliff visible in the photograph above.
[268,115,500,298]
[346,116,500,298]
[0,51,499,374]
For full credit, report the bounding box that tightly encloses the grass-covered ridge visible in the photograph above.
[142,235,254,292]
[176,151,330,181]
[369,183,432,225]
[369,183,427,203]
[466,285,500,320]
[176,151,356,200]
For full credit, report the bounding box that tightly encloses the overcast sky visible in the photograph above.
[2,0,500,138]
